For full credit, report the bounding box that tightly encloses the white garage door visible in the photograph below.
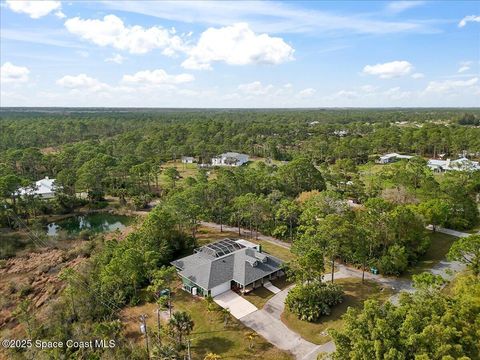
[210,281,230,297]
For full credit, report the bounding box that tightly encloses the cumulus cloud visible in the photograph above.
[458,15,480,28]
[363,60,413,79]
[121,69,194,85]
[411,73,424,79]
[326,90,359,100]
[457,61,472,73]
[237,81,274,96]
[105,53,125,64]
[424,77,478,93]
[297,88,316,98]
[55,10,66,19]
[5,0,61,19]
[1,62,30,83]
[64,15,185,55]
[56,74,110,92]
[384,86,411,100]
[182,23,294,70]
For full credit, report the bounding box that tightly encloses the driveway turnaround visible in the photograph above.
[264,281,281,294]
[241,286,323,360]
[214,290,257,319]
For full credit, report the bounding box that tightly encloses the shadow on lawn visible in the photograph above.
[194,336,234,358]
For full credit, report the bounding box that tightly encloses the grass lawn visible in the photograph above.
[281,277,393,345]
[402,231,457,279]
[244,286,275,309]
[122,281,292,360]
[245,276,295,309]
[255,240,295,262]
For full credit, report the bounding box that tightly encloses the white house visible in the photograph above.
[211,152,249,167]
[181,156,195,164]
[17,177,57,199]
[427,157,480,172]
[377,153,413,164]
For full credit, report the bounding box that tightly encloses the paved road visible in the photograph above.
[426,225,471,238]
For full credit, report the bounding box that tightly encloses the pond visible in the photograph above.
[46,213,133,237]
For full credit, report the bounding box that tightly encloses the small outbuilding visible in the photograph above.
[181,156,196,164]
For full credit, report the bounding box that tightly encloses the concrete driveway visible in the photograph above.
[241,286,323,360]
[214,290,257,319]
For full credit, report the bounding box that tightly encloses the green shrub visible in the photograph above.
[285,282,344,322]
[377,244,408,276]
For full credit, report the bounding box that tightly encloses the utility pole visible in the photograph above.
[186,338,192,360]
[156,307,161,346]
[139,314,150,360]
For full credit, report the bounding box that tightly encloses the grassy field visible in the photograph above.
[122,281,292,360]
[402,231,457,279]
[159,160,201,186]
[281,277,393,345]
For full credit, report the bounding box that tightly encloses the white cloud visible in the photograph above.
[237,81,274,96]
[458,15,480,28]
[6,0,61,19]
[55,10,66,19]
[457,61,472,73]
[386,1,425,14]
[297,88,316,98]
[363,60,413,79]
[121,69,194,85]
[424,77,478,93]
[360,85,378,93]
[182,23,294,70]
[64,15,186,55]
[411,72,424,79]
[326,90,359,100]
[384,86,411,100]
[1,62,30,84]
[105,53,125,64]
[56,74,110,92]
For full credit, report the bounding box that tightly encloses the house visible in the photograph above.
[171,238,284,297]
[427,157,480,172]
[211,152,249,167]
[377,153,413,164]
[17,177,57,199]
[181,156,195,164]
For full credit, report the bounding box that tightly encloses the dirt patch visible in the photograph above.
[0,248,87,332]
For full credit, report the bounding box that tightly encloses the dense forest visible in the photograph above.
[1,108,479,360]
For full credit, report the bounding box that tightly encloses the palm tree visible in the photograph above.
[168,311,194,345]
[204,353,221,360]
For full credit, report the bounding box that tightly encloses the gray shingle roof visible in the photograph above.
[171,241,283,290]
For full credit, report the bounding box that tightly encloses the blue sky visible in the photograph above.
[1,0,479,107]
